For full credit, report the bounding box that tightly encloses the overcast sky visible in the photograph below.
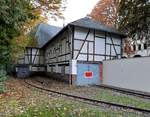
[48,0,99,27]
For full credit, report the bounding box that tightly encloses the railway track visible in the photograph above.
[96,85,150,100]
[23,79,150,114]
[34,77,150,100]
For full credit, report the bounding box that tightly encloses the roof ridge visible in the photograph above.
[70,17,126,36]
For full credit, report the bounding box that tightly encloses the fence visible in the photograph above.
[103,57,150,93]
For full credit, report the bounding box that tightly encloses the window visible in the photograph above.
[138,44,141,50]
[148,40,150,47]
[144,43,147,49]
[133,45,136,51]
[61,66,65,75]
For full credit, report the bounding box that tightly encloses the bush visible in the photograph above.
[0,66,7,93]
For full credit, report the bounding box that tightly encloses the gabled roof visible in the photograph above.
[70,17,126,37]
[35,23,62,48]
[42,17,127,48]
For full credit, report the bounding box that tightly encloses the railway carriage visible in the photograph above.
[42,17,126,85]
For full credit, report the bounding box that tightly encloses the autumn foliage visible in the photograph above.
[90,0,118,27]
[123,38,134,57]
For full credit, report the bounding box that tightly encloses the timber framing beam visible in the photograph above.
[76,29,90,59]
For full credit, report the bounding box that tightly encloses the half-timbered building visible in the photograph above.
[42,17,126,85]
[16,23,61,77]
[16,17,126,85]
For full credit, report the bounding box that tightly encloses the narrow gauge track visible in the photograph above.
[96,85,150,100]
[24,79,150,114]
[34,78,150,100]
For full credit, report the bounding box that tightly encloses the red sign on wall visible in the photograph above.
[84,71,93,78]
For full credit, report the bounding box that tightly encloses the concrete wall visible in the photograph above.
[103,57,150,93]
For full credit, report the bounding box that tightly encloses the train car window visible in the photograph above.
[144,43,147,49]
[133,45,136,51]
[138,44,141,50]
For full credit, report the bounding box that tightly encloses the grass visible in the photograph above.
[1,94,142,117]
[0,68,7,93]
[0,78,149,117]
[94,89,150,110]
[13,99,144,117]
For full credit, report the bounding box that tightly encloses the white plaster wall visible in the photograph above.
[65,66,70,74]
[47,65,51,72]
[45,30,71,64]
[74,27,93,40]
[73,27,107,61]
[106,34,121,59]
[24,56,29,64]
[33,56,39,64]
[73,27,94,60]
[74,40,83,50]
[78,54,87,61]
[95,37,105,54]
[57,66,62,73]
[106,34,121,45]
[81,42,88,53]
[31,67,45,72]
[40,56,44,64]
[70,60,77,75]
[95,56,105,61]
[89,42,93,53]
[103,57,150,93]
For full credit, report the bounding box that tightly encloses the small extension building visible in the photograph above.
[17,17,126,85]
[16,24,62,77]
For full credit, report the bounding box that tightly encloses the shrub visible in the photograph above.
[0,65,7,93]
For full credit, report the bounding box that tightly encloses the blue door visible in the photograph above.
[76,63,101,85]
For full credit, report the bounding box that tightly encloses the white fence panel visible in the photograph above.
[103,57,150,93]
